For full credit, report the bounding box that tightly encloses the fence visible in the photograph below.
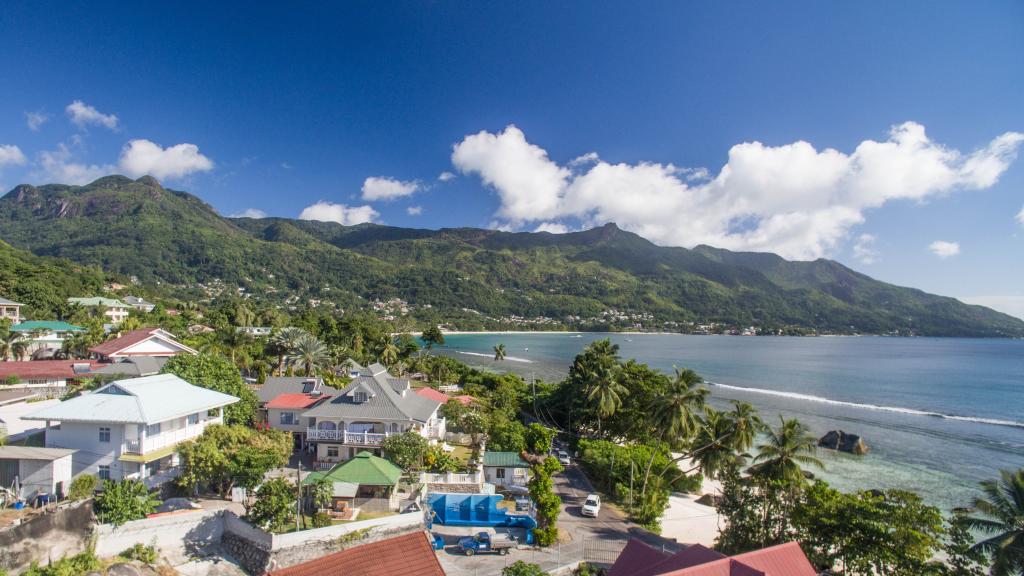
[419,471,484,485]
[351,497,394,513]
[441,537,627,576]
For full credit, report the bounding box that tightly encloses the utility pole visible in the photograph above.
[296,460,302,531]
[629,460,634,510]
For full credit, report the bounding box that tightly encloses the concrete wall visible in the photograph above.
[0,499,95,575]
[267,408,306,433]
[94,508,224,565]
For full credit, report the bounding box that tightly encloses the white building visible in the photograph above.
[0,297,23,326]
[123,296,156,313]
[301,363,445,468]
[89,328,197,361]
[67,297,131,325]
[0,446,75,501]
[483,451,530,488]
[24,374,238,485]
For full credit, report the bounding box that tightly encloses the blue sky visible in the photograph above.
[1,1,1023,317]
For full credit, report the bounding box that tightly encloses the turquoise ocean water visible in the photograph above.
[436,333,1024,510]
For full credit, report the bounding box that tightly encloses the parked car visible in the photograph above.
[557,450,571,466]
[458,532,517,556]
[581,494,601,517]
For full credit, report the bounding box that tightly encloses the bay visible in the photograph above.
[436,332,1024,511]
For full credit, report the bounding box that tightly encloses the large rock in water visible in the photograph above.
[818,430,869,455]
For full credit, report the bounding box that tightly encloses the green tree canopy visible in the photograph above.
[161,353,259,425]
[94,479,161,526]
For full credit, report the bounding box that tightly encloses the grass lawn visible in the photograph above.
[450,445,474,466]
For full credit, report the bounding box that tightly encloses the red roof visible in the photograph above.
[268,531,446,576]
[612,540,815,576]
[414,387,473,406]
[266,393,329,409]
[0,360,100,380]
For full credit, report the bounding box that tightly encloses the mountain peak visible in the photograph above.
[136,175,163,189]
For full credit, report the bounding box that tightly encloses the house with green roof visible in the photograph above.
[483,451,530,488]
[67,297,130,325]
[11,321,85,359]
[302,451,404,515]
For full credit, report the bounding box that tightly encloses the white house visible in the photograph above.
[67,297,131,325]
[302,363,445,468]
[0,446,75,501]
[11,321,85,359]
[0,297,23,326]
[89,328,197,361]
[24,374,238,485]
[123,296,155,313]
[483,451,530,488]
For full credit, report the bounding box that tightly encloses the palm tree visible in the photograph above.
[692,408,744,480]
[379,337,400,368]
[750,416,823,484]
[585,364,627,434]
[0,328,27,361]
[287,333,331,376]
[493,343,507,362]
[269,327,307,376]
[962,468,1024,576]
[726,400,763,453]
[641,367,708,499]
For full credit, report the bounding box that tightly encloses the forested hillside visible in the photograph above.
[1,175,1021,337]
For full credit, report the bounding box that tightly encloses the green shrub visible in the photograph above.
[311,512,332,528]
[22,549,101,576]
[120,542,158,564]
[68,474,98,500]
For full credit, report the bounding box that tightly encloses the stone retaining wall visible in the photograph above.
[0,500,95,574]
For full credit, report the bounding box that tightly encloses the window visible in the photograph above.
[496,468,506,479]
[280,412,296,425]
[98,427,111,443]
[146,423,161,437]
[187,413,199,425]
[98,465,110,480]
[326,446,339,458]
[354,392,368,403]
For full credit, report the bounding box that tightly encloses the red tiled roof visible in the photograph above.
[268,531,446,576]
[414,387,474,406]
[89,328,193,357]
[266,393,329,409]
[613,540,815,576]
[0,360,101,380]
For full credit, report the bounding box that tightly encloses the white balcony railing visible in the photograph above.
[306,428,395,445]
[121,420,214,455]
[419,471,484,485]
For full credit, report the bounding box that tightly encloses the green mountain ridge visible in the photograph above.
[1,175,1021,337]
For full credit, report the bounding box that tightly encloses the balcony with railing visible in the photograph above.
[121,419,217,455]
[306,428,397,445]
[419,470,484,485]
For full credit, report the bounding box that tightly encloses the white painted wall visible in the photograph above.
[14,453,73,499]
[45,421,131,480]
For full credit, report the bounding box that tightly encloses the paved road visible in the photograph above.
[436,463,681,576]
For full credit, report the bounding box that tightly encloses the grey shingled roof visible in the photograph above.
[302,372,439,423]
[256,376,322,403]
[90,357,168,377]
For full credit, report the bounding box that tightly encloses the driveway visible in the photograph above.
[435,463,681,576]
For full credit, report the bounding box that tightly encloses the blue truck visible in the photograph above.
[457,532,517,556]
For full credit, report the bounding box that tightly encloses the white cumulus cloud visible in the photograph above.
[407,206,423,216]
[361,177,420,201]
[452,123,1023,260]
[66,100,119,130]
[852,234,879,264]
[534,222,570,234]
[0,145,27,168]
[25,111,49,131]
[118,139,214,180]
[35,144,113,185]
[438,171,456,182]
[299,201,378,226]
[929,240,961,258]
[231,208,267,219]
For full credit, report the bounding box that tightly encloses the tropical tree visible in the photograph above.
[692,408,744,481]
[493,343,507,362]
[585,364,627,434]
[268,327,307,376]
[962,468,1024,576]
[94,479,161,526]
[421,325,445,350]
[641,366,708,501]
[379,336,400,367]
[0,326,27,361]
[287,332,331,376]
[726,400,763,454]
[248,477,296,532]
[751,416,823,484]
[162,353,260,425]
